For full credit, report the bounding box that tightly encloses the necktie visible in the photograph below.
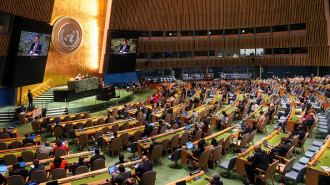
[33,43,38,54]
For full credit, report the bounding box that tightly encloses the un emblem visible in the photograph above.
[52,16,83,55]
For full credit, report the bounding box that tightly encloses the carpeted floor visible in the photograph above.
[7,89,325,185]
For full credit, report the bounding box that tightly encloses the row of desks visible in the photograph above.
[236,128,289,175]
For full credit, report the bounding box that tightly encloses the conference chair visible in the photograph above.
[85,119,93,127]
[92,158,105,171]
[284,164,306,185]
[84,112,91,118]
[165,113,171,123]
[54,127,63,140]
[0,142,7,150]
[55,148,67,157]
[132,130,142,142]
[289,135,299,156]
[170,134,180,154]
[11,140,23,148]
[160,138,170,155]
[30,170,48,183]
[24,143,35,147]
[255,161,279,185]
[219,155,237,177]
[193,129,202,142]
[179,131,189,147]
[120,132,130,148]
[111,124,119,133]
[7,175,25,185]
[159,126,167,134]
[136,171,156,185]
[74,165,89,175]
[4,154,18,165]
[120,122,129,130]
[102,127,110,133]
[110,138,121,157]
[223,134,233,156]
[297,133,309,153]
[247,130,257,147]
[36,152,49,160]
[97,118,105,125]
[63,116,71,122]
[171,123,179,130]
[64,123,73,137]
[75,122,84,129]
[53,117,61,123]
[0,133,10,139]
[150,145,163,166]
[92,131,103,144]
[192,149,212,171]
[74,114,82,120]
[51,168,67,180]
[18,114,28,125]
[32,121,42,133]
[209,145,222,169]
[276,157,296,184]
[76,133,89,150]
[168,148,182,168]
[234,133,250,151]
[21,150,34,162]
[127,142,138,156]
[217,138,224,146]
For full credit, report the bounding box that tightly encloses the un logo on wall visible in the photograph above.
[52,16,83,55]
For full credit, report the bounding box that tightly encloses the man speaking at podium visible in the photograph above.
[119,40,130,54]
[29,35,42,55]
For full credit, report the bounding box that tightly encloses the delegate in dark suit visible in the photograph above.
[112,165,131,185]
[136,156,153,178]
[245,146,269,183]
[29,43,42,55]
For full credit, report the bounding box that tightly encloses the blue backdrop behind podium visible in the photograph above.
[104,72,139,85]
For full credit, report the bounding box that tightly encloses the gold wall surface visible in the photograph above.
[44,0,108,86]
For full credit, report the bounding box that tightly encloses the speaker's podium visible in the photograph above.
[53,78,115,102]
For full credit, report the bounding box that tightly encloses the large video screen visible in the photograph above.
[2,17,53,87]
[110,38,137,54]
[17,31,51,56]
[105,31,139,74]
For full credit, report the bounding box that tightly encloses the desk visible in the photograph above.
[75,119,140,137]
[235,129,289,175]
[210,93,223,105]
[0,128,19,138]
[0,141,68,158]
[306,136,330,185]
[137,127,188,156]
[180,105,210,124]
[287,106,304,132]
[0,135,41,146]
[68,77,99,93]
[181,126,238,165]
[39,112,88,123]
[246,105,269,128]
[210,105,236,128]
[166,171,210,185]
[51,116,107,130]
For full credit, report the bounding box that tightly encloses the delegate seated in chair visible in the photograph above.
[269,137,290,161]
[135,155,153,178]
[111,164,131,185]
[9,162,28,179]
[52,140,69,154]
[51,156,68,170]
[290,125,306,147]
[256,111,266,131]
[244,145,269,184]
[238,122,251,140]
[71,156,89,174]
[89,148,105,166]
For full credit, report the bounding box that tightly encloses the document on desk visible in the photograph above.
[320,166,330,172]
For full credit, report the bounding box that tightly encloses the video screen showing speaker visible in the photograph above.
[106,31,139,74]
[17,31,51,56]
[3,17,53,87]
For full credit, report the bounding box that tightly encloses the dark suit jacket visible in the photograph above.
[240,125,251,136]
[29,43,42,55]
[273,143,290,157]
[284,107,290,116]
[120,45,130,53]
[89,154,105,165]
[136,161,153,177]
[112,171,131,185]
[23,138,36,146]
[247,150,269,171]
[30,165,45,174]
[72,161,89,173]
[149,142,161,155]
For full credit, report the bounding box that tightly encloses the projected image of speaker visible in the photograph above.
[3,17,53,87]
[105,31,139,74]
